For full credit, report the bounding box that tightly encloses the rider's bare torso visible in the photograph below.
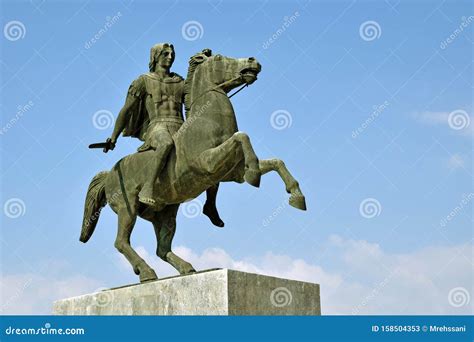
[142,73,184,122]
[134,72,185,150]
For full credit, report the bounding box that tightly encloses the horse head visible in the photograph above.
[184,51,261,114]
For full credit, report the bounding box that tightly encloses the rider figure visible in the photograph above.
[108,43,224,227]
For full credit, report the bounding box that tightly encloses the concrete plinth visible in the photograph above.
[53,269,321,315]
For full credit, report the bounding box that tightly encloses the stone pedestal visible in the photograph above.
[53,269,321,315]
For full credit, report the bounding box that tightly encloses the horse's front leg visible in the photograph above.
[199,131,261,187]
[259,158,307,210]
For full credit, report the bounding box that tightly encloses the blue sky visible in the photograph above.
[0,0,472,314]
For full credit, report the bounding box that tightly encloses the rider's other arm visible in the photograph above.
[110,76,145,144]
[110,94,139,144]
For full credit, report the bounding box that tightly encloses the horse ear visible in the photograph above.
[189,53,207,66]
[201,48,212,57]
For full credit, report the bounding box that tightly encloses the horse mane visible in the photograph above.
[184,53,208,114]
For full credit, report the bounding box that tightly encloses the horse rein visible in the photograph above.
[189,72,251,110]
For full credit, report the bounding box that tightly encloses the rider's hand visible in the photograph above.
[103,138,116,153]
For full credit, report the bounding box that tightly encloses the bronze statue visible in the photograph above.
[102,43,224,227]
[82,44,306,283]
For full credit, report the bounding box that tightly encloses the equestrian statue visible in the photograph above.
[81,43,306,283]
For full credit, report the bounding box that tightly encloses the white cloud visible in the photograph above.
[413,110,473,137]
[413,111,449,125]
[3,237,472,315]
[0,271,103,315]
[124,236,473,315]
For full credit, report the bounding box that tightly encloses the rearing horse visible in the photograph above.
[80,52,306,283]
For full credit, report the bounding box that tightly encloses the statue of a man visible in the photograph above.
[107,43,224,227]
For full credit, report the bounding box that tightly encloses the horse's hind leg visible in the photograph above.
[115,209,158,282]
[152,205,196,275]
[259,158,307,210]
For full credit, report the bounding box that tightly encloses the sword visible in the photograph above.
[89,138,115,153]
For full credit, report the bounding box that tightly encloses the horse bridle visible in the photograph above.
[188,72,252,110]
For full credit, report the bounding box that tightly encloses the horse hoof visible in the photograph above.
[203,203,225,228]
[244,169,261,188]
[139,269,158,283]
[289,195,307,211]
[181,267,196,275]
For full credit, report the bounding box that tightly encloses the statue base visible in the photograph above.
[53,269,321,315]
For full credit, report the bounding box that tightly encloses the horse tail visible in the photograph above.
[80,171,109,243]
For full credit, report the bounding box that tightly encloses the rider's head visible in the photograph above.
[149,43,175,72]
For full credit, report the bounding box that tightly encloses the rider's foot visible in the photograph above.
[139,196,155,205]
[139,188,155,204]
[139,185,159,208]
[203,202,225,228]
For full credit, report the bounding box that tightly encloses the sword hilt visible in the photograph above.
[88,138,115,153]
[102,138,115,153]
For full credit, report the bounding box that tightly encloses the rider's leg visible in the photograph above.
[139,131,174,206]
[203,183,224,228]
